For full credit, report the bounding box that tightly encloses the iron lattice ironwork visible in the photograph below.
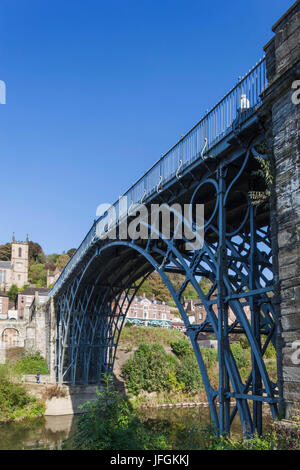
[53,141,279,437]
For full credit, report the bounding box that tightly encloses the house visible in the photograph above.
[116,293,174,328]
[47,268,61,288]
[16,287,49,321]
[0,292,9,319]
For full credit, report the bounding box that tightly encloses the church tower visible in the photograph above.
[11,234,29,288]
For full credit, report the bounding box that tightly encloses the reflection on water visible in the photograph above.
[0,415,75,450]
[0,406,272,450]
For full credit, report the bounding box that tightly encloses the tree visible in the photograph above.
[44,262,56,272]
[56,254,70,270]
[0,243,11,261]
[28,264,47,286]
[199,277,212,295]
[28,241,46,265]
[8,284,18,302]
[46,253,60,265]
[137,273,170,302]
[67,248,76,258]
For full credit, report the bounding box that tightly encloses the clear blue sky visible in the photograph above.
[0,0,293,254]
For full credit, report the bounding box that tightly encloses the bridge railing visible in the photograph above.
[50,58,267,297]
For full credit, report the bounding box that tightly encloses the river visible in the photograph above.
[0,406,271,450]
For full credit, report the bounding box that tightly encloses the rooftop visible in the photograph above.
[0,261,12,269]
[19,287,49,296]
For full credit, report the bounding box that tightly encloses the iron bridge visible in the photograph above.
[49,58,281,436]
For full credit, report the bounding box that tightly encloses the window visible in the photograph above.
[18,247,22,258]
[162,313,166,320]
[18,275,21,281]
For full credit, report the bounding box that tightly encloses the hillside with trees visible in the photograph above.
[0,241,76,289]
[0,239,211,302]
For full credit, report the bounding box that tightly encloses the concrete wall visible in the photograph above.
[262,0,300,418]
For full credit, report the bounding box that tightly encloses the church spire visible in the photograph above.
[12,232,15,242]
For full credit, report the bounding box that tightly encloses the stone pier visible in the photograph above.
[261,0,300,418]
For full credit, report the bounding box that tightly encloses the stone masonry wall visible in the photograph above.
[262,0,300,417]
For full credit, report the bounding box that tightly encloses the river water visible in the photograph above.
[0,407,271,450]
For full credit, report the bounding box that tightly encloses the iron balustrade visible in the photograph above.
[50,57,267,297]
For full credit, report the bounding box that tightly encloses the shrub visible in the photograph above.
[171,339,192,358]
[64,377,168,450]
[230,343,250,370]
[43,384,67,400]
[175,355,203,394]
[0,376,45,422]
[264,343,276,359]
[122,343,178,395]
[13,351,49,375]
[201,348,218,368]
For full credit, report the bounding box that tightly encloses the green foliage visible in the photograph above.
[120,325,185,348]
[64,377,168,450]
[175,355,203,394]
[123,341,203,396]
[0,369,45,422]
[28,241,46,265]
[123,343,178,395]
[0,243,11,261]
[249,143,275,207]
[238,335,249,349]
[7,284,18,301]
[230,343,250,370]
[171,339,193,358]
[67,248,76,258]
[264,343,276,359]
[136,272,201,304]
[199,277,212,295]
[201,348,218,368]
[56,253,70,270]
[46,253,60,265]
[13,351,49,375]
[28,263,47,287]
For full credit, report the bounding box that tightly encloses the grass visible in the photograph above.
[120,325,186,348]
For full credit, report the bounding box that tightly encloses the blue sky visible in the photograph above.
[0,0,293,254]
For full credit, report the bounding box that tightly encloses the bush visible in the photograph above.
[230,343,250,370]
[264,343,276,359]
[13,351,49,375]
[175,355,203,394]
[201,348,218,368]
[0,375,45,422]
[171,339,192,358]
[123,343,178,395]
[64,377,168,450]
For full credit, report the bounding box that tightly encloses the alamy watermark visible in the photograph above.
[291,341,300,365]
[95,197,204,250]
[292,80,300,105]
[0,80,6,104]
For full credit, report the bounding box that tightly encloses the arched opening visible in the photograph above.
[2,328,19,347]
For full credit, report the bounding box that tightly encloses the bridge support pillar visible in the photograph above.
[261,0,300,418]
